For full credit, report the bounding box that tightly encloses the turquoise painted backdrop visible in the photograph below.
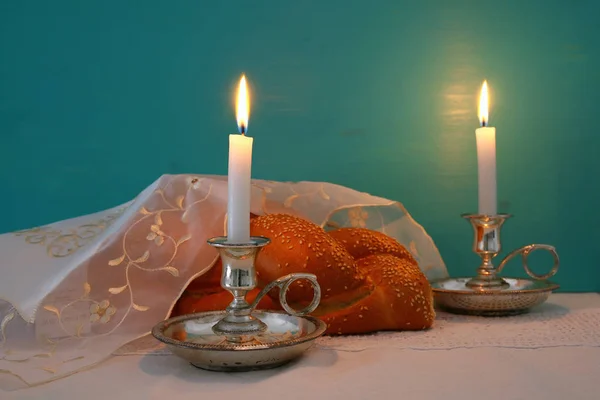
[1,1,598,291]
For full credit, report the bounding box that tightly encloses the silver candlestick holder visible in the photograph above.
[431,214,560,316]
[152,236,326,372]
[207,236,322,342]
[207,236,271,341]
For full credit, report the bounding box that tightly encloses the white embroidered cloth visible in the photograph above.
[0,174,448,390]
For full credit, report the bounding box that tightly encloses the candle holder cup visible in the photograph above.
[431,213,560,316]
[207,236,322,342]
[152,235,326,371]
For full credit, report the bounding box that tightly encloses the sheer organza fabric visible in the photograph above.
[0,174,447,390]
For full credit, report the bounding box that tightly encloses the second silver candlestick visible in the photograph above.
[431,213,560,316]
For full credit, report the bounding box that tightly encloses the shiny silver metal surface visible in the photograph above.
[496,244,560,281]
[432,277,559,316]
[206,236,322,343]
[151,311,327,372]
[251,273,321,317]
[461,214,560,290]
[206,236,271,340]
[462,214,512,289]
[433,213,561,316]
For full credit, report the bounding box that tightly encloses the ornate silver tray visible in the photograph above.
[432,277,559,316]
[431,214,561,316]
[152,236,326,371]
[152,310,326,371]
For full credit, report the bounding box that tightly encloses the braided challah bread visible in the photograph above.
[173,213,435,334]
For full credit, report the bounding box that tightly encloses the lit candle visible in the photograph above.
[476,80,497,215]
[227,74,253,243]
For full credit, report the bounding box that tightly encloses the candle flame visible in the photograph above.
[478,80,489,127]
[236,74,250,134]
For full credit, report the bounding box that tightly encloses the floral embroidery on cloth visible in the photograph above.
[0,174,447,390]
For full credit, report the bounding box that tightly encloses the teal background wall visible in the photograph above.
[1,1,598,291]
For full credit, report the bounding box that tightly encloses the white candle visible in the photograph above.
[227,75,253,243]
[476,80,497,215]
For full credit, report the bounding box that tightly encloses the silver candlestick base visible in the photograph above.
[431,214,561,316]
[152,235,326,372]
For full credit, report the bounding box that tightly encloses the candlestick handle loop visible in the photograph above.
[251,273,321,317]
[496,244,560,280]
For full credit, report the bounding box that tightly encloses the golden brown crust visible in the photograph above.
[174,213,434,335]
[250,214,365,305]
[328,227,416,263]
[321,255,434,334]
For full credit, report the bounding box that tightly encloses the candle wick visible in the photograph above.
[481,120,487,128]
[239,125,246,135]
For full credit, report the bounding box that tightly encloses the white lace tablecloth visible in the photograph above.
[5,293,600,399]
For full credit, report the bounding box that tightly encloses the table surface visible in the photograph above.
[5,294,600,400]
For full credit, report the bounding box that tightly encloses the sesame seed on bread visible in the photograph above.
[328,227,416,263]
[251,214,435,334]
[249,213,365,306]
[175,213,435,335]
